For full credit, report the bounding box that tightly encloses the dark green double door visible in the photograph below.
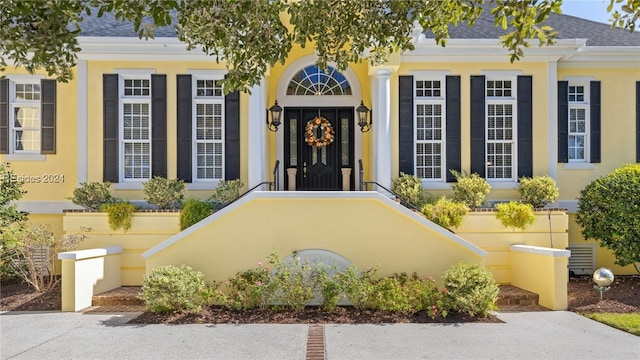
[284,107,355,191]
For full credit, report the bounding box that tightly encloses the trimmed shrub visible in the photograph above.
[70,182,113,210]
[179,199,213,230]
[143,176,184,209]
[100,201,136,232]
[140,264,213,314]
[450,170,490,209]
[518,175,559,208]
[422,197,469,230]
[314,264,344,312]
[266,252,315,312]
[576,164,640,267]
[391,172,429,209]
[336,266,377,310]
[210,179,244,210]
[495,201,535,230]
[442,262,499,317]
[216,265,272,310]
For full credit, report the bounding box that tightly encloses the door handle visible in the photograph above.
[303,162,307,176]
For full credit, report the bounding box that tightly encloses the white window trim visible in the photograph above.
[5,75,45,159]
[414,76,447,182]
[191,75,225,182]
[485,75,518,181]
[118,74,152,182]
[567,81,590,163]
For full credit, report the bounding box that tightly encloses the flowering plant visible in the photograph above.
[304,116,334,147]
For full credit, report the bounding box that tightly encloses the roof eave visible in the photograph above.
[403,38,588,62]
[77,36,218,61]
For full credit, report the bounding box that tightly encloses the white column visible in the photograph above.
[547,61,558,180]
[247,79,267,189]
[77,60,88,184]
[374,69,392,190]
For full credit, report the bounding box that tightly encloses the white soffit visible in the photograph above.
[77,37,216,61]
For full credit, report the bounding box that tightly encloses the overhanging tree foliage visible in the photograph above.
[575,164,640,268]
[1,0,637,93]
[0,0,558,92]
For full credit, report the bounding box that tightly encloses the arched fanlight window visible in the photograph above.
[286,65,352,96]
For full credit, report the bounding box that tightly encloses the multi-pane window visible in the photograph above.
[568,84,588,161]
[10,82,41,152]
[121,77,151,180]
[194,79,224,180]
[415,79,444,180]
[287,65,352,95]
[486,78,516,180]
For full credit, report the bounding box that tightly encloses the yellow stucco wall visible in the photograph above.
[455,210,569,283]
[510,245,570,310]
[63,212,180,285]
[144,192,486,286]
[84,60,232,201]
[0,68,79,202]
[59,247,122,311]
[556,68,639,200]
[391,62,551,201]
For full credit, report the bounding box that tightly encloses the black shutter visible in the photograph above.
[637,81,640,163]
[225,90,240,180]
[40,79,56,154]
[557,81,569,163]
[398,75,414,175]
[103,74,119,182]
[517,76,533,178]
[0,79,8,154]
[470,76,486,177]
[446,76,461,182]
[590,81,601,163]
[176,75,193,182]
[151,74,167,177]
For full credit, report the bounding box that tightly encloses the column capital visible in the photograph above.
[375,68,393,78]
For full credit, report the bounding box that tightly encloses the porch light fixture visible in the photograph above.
[356,100,372,133]
[267,100,283,132]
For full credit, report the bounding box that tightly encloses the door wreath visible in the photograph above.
[304,116,334,147]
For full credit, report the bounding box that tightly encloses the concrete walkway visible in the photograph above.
[1,311,638,360]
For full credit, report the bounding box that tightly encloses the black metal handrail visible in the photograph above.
[214,160,280,210]
[357,159,422,213]
[272,160,280,191]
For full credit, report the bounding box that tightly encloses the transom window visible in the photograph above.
[485,77,516,180]
[124,79,150,96]
[487,80,512,97]
[120,76,151,180]
[287,65,352,96]
[10,81,41,153]
[568,83,589,161]
[193,77,224,180]
[415,78,445,180]
[568,86,584,102]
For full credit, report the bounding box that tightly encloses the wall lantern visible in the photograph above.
[356,100,372,133]
[267,100,283,132]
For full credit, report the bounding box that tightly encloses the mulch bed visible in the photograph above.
[128,306,503,325]
[567,274,640,314]
[3,275,639,324]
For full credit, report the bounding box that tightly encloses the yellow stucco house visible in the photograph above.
[1,8,639,310]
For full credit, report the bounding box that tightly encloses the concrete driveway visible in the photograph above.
[1,311,638,360]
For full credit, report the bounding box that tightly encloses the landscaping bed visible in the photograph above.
[2,275,639,324]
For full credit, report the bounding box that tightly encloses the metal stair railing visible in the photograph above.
[358,159,422,213]
[215,160,280,210]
